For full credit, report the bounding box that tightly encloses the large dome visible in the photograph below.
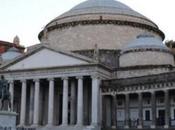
[54,0,149,22]
[38,0,164,51]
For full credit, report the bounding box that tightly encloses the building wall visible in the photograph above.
[115,96,175,126]
[116,67,174,79]
[120,51,174,67]
[42,25,160,51]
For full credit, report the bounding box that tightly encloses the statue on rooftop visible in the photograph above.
[13,35,20,45]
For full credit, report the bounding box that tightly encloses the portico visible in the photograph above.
[0,45,111,129]
[8,74,104,128]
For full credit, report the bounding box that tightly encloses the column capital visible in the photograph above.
[125,93,129,96]
[8,80,14,84]
[150,90,156,95]
[111,91,117,96]
[76,76,83,79]
[164,89,169,93]
[91,74,101,79]
[62,77,68,80]
[20,79,26,83]
[33,79,40,82]
[137,92,143,96]
[47,78,54,81]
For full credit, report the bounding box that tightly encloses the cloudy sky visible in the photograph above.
[0,0,175,47]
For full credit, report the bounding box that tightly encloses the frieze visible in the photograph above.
[120,47,173,55]
[106,70,175,86]
[102,81,175,94]
[1,64,111,80]
[115,64,173,71]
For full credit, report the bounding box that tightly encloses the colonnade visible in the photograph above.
[104,90,171,129]
[8,75,101,127]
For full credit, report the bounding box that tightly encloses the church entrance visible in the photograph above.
[157,109,165,127]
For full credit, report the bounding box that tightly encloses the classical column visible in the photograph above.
[164,89,170,128]
[124,93,129,129]
[99,87,103,126]
[29,83,34,125]
[62,77,68,125]
[47,78,55,126]
[102,96,107,127]
[20,79,27,126]
[9,80,14,111]
[151,91,156,128]
[138,93,143,129]
[112,95,117,128]
[33,79,40,126]
[91,75,100,126]
[70,79,76,125]
[76,76,83,125]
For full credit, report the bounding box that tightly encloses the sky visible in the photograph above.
[0,0,175,47]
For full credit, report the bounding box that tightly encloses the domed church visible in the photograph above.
[1,0,175,130]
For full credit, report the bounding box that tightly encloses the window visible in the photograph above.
[173,97,175,103]
[145,110,150,121]
[146,99,150,104]
[158,98,164,104]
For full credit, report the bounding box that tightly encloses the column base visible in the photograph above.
[31,124,39,128]
[84,125,101,130]
[137,125,143,129]
[124,125,129,129]
[164,125,169,128]
[75,123,83,127]
[151,125,156,129]
[111,125,116,129]
[17,124,25,127]
[46,124,53,127]
[60,123,68,127]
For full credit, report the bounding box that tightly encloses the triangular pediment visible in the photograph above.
[4,47,91,70]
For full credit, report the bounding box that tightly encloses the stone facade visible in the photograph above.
[0,111,17,130]
[120,51,174,67]
[41,25,161,51]
[116,65,174,78]
[1,0,175,130]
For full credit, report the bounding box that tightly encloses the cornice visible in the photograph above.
[1,63,112,80]
[102,71,175,88]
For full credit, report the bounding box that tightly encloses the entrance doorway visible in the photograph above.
[157,109,165,126]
